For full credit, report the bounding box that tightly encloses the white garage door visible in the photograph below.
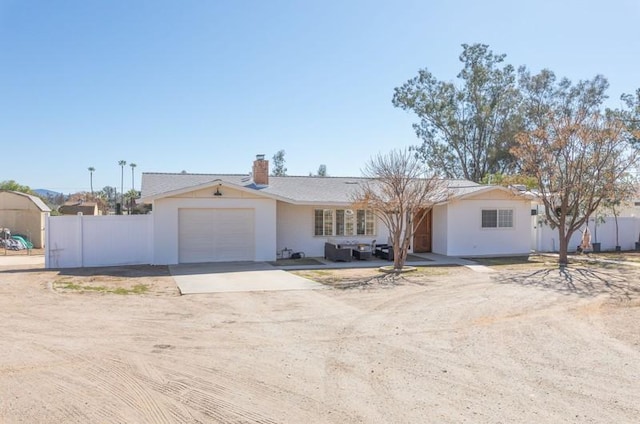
[178,208,255,263]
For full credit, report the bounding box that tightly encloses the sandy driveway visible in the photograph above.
[0,259,639,423]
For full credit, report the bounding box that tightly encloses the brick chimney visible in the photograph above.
[252,154,269,185]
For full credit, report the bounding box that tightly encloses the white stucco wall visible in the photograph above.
[536,216,640,252]
[438,197,532,257]
[431,204,448,256]
[152,195,277,264]
[276,203,390,258]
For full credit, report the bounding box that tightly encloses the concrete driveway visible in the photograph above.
[169,261,324,294]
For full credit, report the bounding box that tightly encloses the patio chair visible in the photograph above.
[324,242,353,262]
[374,245,394,261]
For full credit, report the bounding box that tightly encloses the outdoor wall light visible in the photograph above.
[214,187,222,196]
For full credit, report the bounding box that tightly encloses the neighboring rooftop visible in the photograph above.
[58,200,99,216]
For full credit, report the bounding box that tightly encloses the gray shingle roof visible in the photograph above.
[141,172,494,205]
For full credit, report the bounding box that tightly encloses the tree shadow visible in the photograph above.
[492,265,640,301]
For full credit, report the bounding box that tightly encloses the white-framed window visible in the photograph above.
[314,208,374,236]
[481,209,513,229]
[314,209,334,236]
[335,209,355,236]
[356,209,374,235]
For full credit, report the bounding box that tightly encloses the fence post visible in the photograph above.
[44,215,50,268]
[147,214,154,264]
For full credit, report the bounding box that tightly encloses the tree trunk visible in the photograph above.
[392,233,402,271]
[394,231,411,271]
[394,212,416,271]
[558,225,569,266]
[393,245,407,271]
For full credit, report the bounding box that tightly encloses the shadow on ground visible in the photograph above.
[492,265,640,300]
[56,265,171,278]
[0,266,46,274]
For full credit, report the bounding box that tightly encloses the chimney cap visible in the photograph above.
[256,154,265,161]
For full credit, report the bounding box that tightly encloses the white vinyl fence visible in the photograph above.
[45,214,153,268]
[535,216,640,253]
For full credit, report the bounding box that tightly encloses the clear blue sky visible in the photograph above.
[1,0,639,194]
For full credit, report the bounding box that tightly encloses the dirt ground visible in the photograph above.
[1,256,639,423]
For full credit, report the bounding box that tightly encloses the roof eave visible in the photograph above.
[435,185,535,205]
[140,179,294,204]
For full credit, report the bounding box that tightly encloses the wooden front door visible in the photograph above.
[413,209,432,253]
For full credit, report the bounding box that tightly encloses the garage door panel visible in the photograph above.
[179,208,255,263]
[213,210,254,261]
[179,209,214,263]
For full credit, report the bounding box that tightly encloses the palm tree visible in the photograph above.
[130,163,137,191]
[88,167,95,195]
[124,189,139,214]
[100,186,117,211]
[118,160,126,214]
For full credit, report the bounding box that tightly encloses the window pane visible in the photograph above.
[354,209,375,235]
[356,210,365,235]
[323,209,333,236]
[365,210,374,235]
[336,210,345,235]
[482,210,497,228]
[345,210,354,235]
[498,209,513,228]
[314,209,324,236]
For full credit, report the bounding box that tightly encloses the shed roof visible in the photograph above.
[0,190,51,212]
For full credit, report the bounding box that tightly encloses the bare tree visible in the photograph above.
[352,149,447,271]
[514,71,639,265]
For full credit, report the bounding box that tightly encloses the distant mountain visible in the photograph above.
[34,189,64,198]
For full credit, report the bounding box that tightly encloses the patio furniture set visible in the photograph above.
[324,241,394,262]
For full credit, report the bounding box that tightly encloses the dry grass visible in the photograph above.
[291,265,460,288]
[53,279,150,295]
[51,265,179,296]
[467,255,554,270]
[589,251,640,263]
